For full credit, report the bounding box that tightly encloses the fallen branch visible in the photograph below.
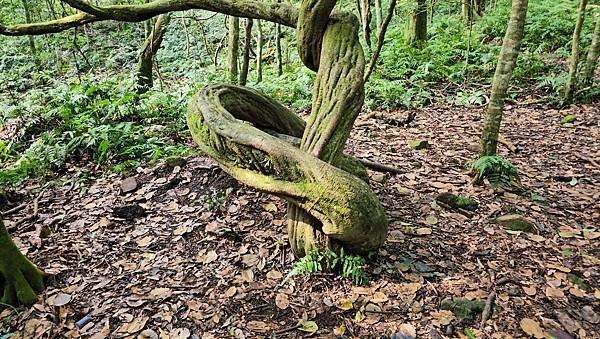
[574,153,600,169]
[358,158,405,175]
[1,203,27,216]
[480,291,496,328]
[7,190,44,232]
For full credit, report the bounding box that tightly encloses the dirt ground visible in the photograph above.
[1,101,599,338]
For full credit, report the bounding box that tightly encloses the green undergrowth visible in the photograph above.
[471,155,522,191]
[284,248,372,285]
[0,79,193,185]
[364,0,597,110]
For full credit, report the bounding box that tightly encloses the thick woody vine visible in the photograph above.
[0,0,389,306]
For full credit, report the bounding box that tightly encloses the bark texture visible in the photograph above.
[479,0,528,157]
[0,219,45,306]
[188,4,388,256]
[410,0,427,44]
[564,0,588,102]
[255,19,263,83]
[136,13,171,93]
[582,14,600,86]
[357,0,372,47]
[240,18,253,86]
[227,15,240,84]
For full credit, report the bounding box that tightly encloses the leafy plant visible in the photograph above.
[471,155,522,191]
[284,248,371,285]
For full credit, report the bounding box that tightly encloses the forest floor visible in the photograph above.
[1,99,599,338]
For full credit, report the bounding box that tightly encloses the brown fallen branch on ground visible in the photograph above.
[480,291,496,328]
[1,203,26,216]
[574,153,600,169]
[358,158,405,175]
[7,190,44,232]
[357,111,416,127]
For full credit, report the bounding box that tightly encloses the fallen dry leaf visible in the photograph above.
[520,318,546,338]
[275,293,289,309]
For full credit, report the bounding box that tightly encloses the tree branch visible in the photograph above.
[1,0,299,36]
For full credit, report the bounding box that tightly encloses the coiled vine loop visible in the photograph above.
[187,0,388,256]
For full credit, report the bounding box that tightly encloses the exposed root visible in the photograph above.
[0,220,45,306]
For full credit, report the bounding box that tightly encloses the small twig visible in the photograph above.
[7,190,45,232]
[574,153,600,168]
[358,158,405,175]
[480,291,496,328]
[274,324,300,335]
[1,203,26,216]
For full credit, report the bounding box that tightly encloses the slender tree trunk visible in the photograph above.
[255,19,263,83]
[474,0,484,16]
[21,0,38,64]
[462,0,472,22]
[410,0,427,44]
[357,0,372,47]
[365,0,398,81]
[581,13,600,86]
[240,18,253,86]
[479,0,528,157]
[136,14,171,94]
[227,15,240,84]
[275,23,283,76]
[0,219,45,306]
[374,0,383,38]
[564,0,588,102]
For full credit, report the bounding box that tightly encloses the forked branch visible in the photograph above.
[0,0,299,36]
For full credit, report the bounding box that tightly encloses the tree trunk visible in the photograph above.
[564,0,588,102]
[410,0,427,44]
[136,14,170,94]
[357,0,371,47]
[0,219,45,306]
[240,18,253,86]
[20,0,38,63]
[474,0,484,16]
[374,0,383,38]
[581,13,600,86]
[227,15,240,84]
[479,0,528,157]
[276,23,283,76]
[462,0,472,22]
[255,19,263,83]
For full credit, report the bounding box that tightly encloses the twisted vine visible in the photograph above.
[188,0,388,256]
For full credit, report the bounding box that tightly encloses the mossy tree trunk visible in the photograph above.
[581,14,600,86]
[136,13,170,94]
[255,19,263,83]
[564,0,588,103]
[227,15,239,84]
[0,219,45,306]
[410,0,427,44]
[240,18,253,86]
[479,0,528,157]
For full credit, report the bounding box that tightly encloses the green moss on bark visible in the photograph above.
[0,220,45,306]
